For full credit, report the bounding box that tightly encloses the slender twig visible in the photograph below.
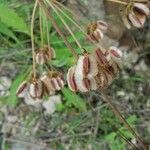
[117,131,138,150]
[107,0,128,5]
[101,90,148,150]
[43,131,91,142]
[38,0,78,59]
[39,6,44,46]
[45,13,50,48]
[51,2,85,38]
[31,0,38,79]
[52,0,82,21]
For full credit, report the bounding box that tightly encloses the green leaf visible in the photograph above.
[6,74,25,106]
[0,4,29,34]
[7,68,30,106]
[127,115,137,124]
[0,22,20,43]
[62,88,87,112]
[105,132,116,142]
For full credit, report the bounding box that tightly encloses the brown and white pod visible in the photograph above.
[123,2,149,29]
[67,66,98,92]
[75,54,98,79]
[16,80,28,98]
[50,77,65,91]
[94,48,108,66]
[87,54,98,78]
[46,46,56,60]
[128,11,146,28]
[41,75,55,96]
[97,20,108,32]
[122,14,132,29]
[108,46,122,69]
[133,3,149,17]
[35,46,56,65]
[35,51,47,65]
[87,20,108,42]
[29,80,43,99]
[67,66,78,92]
[89,77,98,90]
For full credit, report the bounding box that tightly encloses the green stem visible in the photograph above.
[38,0,78,59]
[31,0,38,79]
[47,0,83,52]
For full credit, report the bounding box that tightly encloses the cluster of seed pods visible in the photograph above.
[87,20,108,42]
[67,46,122,92]
[16,72,65,99]
[122,2,149,29]
[16,46,65,99]
[35,45,56,64]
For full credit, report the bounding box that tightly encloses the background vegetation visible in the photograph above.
[0,0,149,149]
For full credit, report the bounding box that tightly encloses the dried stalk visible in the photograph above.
[31,0,38,79]
[38,0,78,59]
[39,6,44,46]
[47,0,83,52]
[101,90,148,150]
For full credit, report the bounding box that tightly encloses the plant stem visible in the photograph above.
[52,0,82,21]
[31,0,38,79]
[101,91,147,150]
[38,0,78,59]
[117,129,138,149]
[45,14,50,48]
[47,1,83,52]
[39,6,44,46]
[107,0,128,5]
[51,1,107,51]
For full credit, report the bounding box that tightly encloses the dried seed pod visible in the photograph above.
[29,79,43,99]
[56,77,65,89]
[87,54,98,78]
[123,2,149,29]
[50,78,61,91]
[104,71,114,86]
[128,11,146,28]
[50,77,64,91]
[87,21,107,42]
[89,78,98,90]
[75,54,98,80]
[122,14,132,29]
[133,3,149,16]
[67,66,78,92]
[35,51,47,65]
[35,46,56,64]
[93,29,104,41]
[108,46,123,69]
[97,72,106,88]
[97,20,108,32]
[45,46,56,59]
[95,48,108,66]
[16,81,28,98]
[83,78,91,91]
[41,75,55,96]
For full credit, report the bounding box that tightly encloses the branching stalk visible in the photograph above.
[47,1,83,52]
[101,91,148,150]
[51,1,106,50]
[38,0,78,59]
[31,0,38,79]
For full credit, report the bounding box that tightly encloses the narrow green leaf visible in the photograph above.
[62,88,87,112]
[0,4,29,34]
